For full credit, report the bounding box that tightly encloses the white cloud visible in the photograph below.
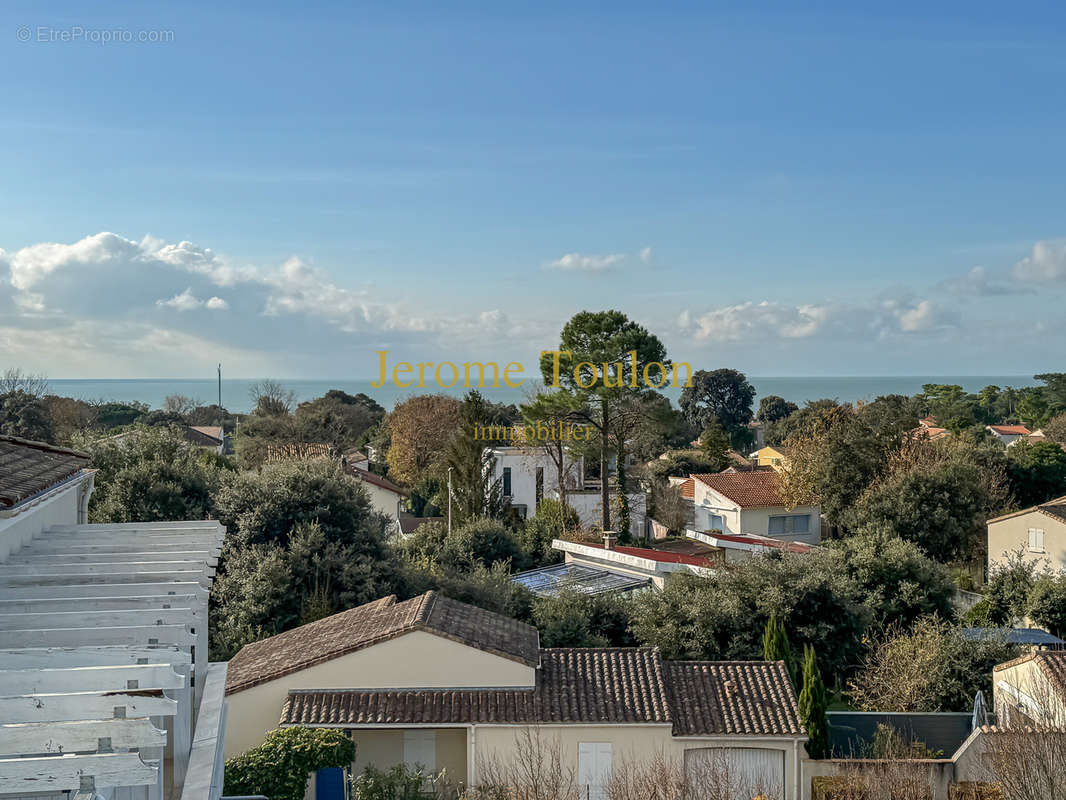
[683,295,958,343]
[639,246,653,264]
[938,265,1032,297]
[1012,240,1066,283]
[6,232,142,290]
[546,252,624,272]
[156,288,229,312]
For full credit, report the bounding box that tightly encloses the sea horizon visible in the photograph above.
[43,375,1042,415]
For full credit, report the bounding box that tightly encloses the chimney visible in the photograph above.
[603,531,617,550]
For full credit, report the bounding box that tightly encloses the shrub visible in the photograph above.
[223,727,355,800]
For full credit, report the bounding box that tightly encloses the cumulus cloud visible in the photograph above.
[546,252,625,272]
[639,247,653,264]
[156,288,229,311]
[937,265,1033,297]
[682,295,958,343]
[1012,240,1066,283]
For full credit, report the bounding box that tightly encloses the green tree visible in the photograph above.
[779,404,886,529]
[1036,372,1066,412]
[799,644,830,759]
[757,395,798,424]
[1029,575,1066,638]
[540,310,670,530]
[0,390,55,442]
[1007,440,1066,507]
[398,518,527,573]
[847,460,992,563]
[827,532,954,627]
[521,390,584,517]
[762,612,797,686]
[83,426,227,522]
[646,450,722,480]
[630,554,869,685]
[679,368,756,446]
[223,727,355,800]
[699,417,733,472]
[532,589,637,648]
[439,391,505,525]
[215,458,387,549]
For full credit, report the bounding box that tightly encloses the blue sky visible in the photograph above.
[2,0,1065,378]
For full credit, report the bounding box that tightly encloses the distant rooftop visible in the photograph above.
[0,435,90,509]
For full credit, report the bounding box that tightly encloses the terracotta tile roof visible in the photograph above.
[279,650,803,738]
[226,591,541,694]
[186,425,224,446]
[662,660,804,736]
[347,464,407,496]
[987,494,1066,525]
[911,425,950,441]
[692,471,786,508]
[679,478,694,499]
[281,648,670,726]
[263,442,335,462]
[0,435,90,509]
[989,424,1032,436]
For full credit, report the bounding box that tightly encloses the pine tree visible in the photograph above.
[799,644,830,759]
[762,613,797,687]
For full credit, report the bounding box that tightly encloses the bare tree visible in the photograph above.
[650,482,692,535]
[470,729,578,800]
[814,761,934,800]
[249,379,295,416]
[981,726,1066,800]
[0,368,49,398]
[163,393,199,416]
[605,749,784,800]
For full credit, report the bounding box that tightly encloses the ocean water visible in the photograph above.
[45,376,1041,414]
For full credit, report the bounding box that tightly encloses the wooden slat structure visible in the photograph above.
[0,521,228,800]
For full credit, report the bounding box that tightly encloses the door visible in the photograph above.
[578,742,612,800]
[315,766,347,800]
[684,747,784,799]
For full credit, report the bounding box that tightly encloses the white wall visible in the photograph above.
[691,483,820,543]
[491,447,583,517]
[0,475,91,561]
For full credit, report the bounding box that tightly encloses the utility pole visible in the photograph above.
[217,363,223,434]
[447,466,453,535]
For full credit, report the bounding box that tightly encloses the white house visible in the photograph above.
[345,463,407,535]
[0,435,229,800]
[987,424,1032,446]
[684,471,821,544]
[488,445,646,538]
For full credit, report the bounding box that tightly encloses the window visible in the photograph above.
[769,514,809,535]
[1029,528,1045,553]
[578,742,612,800]
[403,730,436,771]
[705,513,724,531]
[502,467,512,497]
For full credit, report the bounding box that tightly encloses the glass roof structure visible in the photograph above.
[511,562,651,597]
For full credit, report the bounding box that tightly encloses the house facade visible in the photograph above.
[752,445,792,471]
[688,471,821,544]
[224,591,807,800]
[987,424,1032,446]
[489,445,646,539]
[986,496,1066,574]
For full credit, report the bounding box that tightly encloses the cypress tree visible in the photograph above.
[799,644,830,759]
[762,612,798,688]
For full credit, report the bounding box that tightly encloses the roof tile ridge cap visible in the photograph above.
[414,589,438,626]
[647,647,672,722]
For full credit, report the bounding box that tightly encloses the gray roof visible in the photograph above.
[962,628,1064,646]
[511,562,651,597]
